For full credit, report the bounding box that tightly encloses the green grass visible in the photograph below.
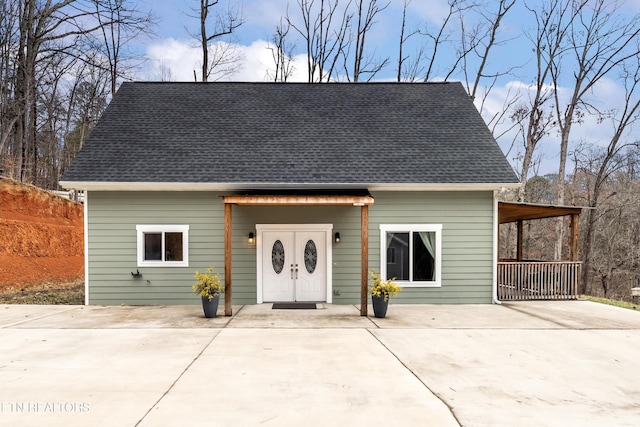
[581,295,640,311]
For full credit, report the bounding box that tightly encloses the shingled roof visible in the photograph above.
[61,82,518,190]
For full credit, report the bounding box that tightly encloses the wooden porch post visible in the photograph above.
[570,213,579,262]
[224,203,233,316]
[360,205,369,316]
[516,220,524,262]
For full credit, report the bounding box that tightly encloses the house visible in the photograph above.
[60,82,520,315]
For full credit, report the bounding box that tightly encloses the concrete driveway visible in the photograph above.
[0,301,639,426]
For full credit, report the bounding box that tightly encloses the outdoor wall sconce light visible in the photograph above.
[334,232,341,243]
[248,232,256,246]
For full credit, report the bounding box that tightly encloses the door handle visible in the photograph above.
[295,264,298,279]
[290,264,294,279]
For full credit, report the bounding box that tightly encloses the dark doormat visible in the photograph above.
[272,302,317,309]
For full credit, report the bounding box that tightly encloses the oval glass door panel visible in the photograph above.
[304,240,317,274]
[272,240,285,274]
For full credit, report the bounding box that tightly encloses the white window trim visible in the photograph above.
[380,224,442,288]
[136,225,189,267]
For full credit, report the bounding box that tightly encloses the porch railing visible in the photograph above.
[497,262,581,301]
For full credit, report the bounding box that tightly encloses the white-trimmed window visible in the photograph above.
[136,225,189,267]
[380,224,442,287]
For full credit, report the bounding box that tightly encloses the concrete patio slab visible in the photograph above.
[0,305,78,328]
[0,328,218,427]
[367,303,560,329]
[226,303,373,328]
[138,329,459,427]
[1,300,639,426]
[3,304,240,329]
[504,300,640,329]
[373,327,640,427]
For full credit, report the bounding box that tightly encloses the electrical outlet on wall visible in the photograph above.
[333,289,341,296]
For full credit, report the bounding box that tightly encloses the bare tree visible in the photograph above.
[420,0,471,82]
[91,0,156,94]
[286,0,353,82]
[0,0,19,168]
[396,0,422,82]
[60,57,110,180]
[267,18,296,82]
[574,147,640,298]
[550,0,640,259]
[463,0,516,103]
[192,0,244,82]
[512,0,583,202]
[347,0,389,82]
[1,0,153,186]
[577,55,640,294]
[553,0,640,205]
[396,0,517,124]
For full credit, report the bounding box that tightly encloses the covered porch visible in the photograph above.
[222,193,375,316]
[497,202,584,301]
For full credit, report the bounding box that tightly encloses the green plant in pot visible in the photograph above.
[192,265,223,318]
[369,269,401,318]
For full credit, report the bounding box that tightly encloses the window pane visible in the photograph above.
[413,232,435,281]
[304,240,317,274]
[165,232,183,261]
[144,233,162,261]
[386,232,409,280]
[272,240,285,274]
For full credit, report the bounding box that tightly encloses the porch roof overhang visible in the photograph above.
[498,201,585,224]
[498,201,590,263]
[221,190,372,317]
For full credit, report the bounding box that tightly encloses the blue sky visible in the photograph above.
[132,0,640,177]
[137,0,533,82]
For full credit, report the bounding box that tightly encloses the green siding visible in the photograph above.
[87,191,224,305]
[86,190,495,305]
[368,191,495,303]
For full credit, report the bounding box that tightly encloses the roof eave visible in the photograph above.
[59,181,522,192]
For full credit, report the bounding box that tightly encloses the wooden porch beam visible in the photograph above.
[222,195,374,206]
[224,203,232,316]
[516,220,523,262]
[570,213,579,262]
[361,205,369,316]
[223,193,375,315]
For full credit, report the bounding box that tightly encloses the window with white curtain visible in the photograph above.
[379,224,442,287]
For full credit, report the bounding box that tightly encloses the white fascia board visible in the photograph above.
[59,181,521,192]
[366,182,522,191]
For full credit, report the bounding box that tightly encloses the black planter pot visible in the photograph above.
[372,295,389,318]
[201,295,220,318]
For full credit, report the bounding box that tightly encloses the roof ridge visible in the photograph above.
[123,81,459,86]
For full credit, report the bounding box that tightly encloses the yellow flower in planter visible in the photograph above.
[369,269,401,302]
[193,265,223,301]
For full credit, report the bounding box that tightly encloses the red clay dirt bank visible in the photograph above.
[0,177,84,289]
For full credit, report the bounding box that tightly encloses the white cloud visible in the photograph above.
[144,38,201,81]
[230,40,309,82]
[142,38,309,82]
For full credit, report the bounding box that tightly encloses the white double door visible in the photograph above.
[261,229,327,302]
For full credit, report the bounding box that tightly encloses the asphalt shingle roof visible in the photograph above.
[62,82,519,186]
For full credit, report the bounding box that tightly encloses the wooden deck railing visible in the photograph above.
[498,262,581,301]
